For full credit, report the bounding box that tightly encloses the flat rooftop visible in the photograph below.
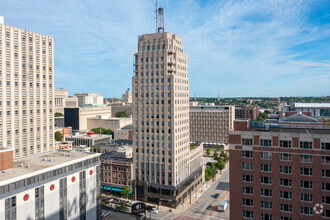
[101,151,132,163]
[294,103,330,108]
[68,134,112,140]
[0,150,100,184]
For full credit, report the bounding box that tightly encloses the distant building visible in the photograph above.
[110,103,132,117]
[55,141,73,150]
[292,103,330,118]
[64,106,112,132]
[229,113,330,219]
[55,127,72,141]
[122,88,132,104]
[190,106,235,145]
[114,124,133,140]
[54,89,78,114]
[235,105,260,120]
[101,151,133,196]
[65,134,112,148]
[87,117,132,132]
[75,93,104,107]
[91,139,133,156]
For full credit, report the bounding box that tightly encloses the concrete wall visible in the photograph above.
[87,117,132,131]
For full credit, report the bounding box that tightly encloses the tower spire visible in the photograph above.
[157,7,164,33]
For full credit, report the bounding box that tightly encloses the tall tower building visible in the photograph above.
[0,16,54,159]
[132,31,203,207]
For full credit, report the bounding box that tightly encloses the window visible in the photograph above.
[280,153,292,161]
[261,176,272,184]
[260,151,272,160]
[301,193,313,202]
[5,196,16,220]
[280,178,292,187]
[280,217,292,220]
[260,139,272,147]
[261,188,272,197]
[280,166,291,174]
[322,142,330,150]
[300,206,313,216]
[323,156,330,164]
[243,174,253,182]
[243,162,253,170]
[280,203,292,212]
[280,191,292,200]
[300,154,313,163]
[280,140,291,148]
[323,169,330,178]
[243,210,254,219]
[242,186,253,194]
[323,209,330,218]
[323,183,330,191]
[300,167,313,176]
[261,201,272,209]
[300,141,312,149]
[242,198,254,207]
[242,151,253,158]
[323,196,330,204]
[300,180,313,189]
[242,138,252,145]
[261,213,273,220]
[260,164,272,172]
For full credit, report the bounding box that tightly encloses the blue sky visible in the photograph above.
[1,0,330,97]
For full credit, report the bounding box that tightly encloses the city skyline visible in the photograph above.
[1,0,329,97]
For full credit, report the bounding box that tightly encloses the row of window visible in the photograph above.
[243,209,330,219]
[242,138,330,150]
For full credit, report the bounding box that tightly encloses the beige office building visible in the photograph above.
[0,17,54,159]
[132,32,203,207]
[190,105,235,145]
[75,93,104,107]
[54,88,78,114]
[110,103,132,117]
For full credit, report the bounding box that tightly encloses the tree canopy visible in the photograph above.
[120,185,130,198]
[115,111,129,117]
[54,112,64,117]
[55,131,63,141]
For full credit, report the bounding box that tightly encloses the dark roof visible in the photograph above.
[279,113,321,124]
[101,151,132,163]
[95,139,132,147]
[121,124,133,130]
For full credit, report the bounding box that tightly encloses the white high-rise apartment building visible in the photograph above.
[132,32,202,207]
[0,17,54,159]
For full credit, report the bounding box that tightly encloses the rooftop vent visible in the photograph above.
[26,164,30,169]
[48,158,53,162]
[19,163,24,167]
[42,157,47,161]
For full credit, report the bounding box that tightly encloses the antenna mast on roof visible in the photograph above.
[154,0,158,33]
[157,7,164,33]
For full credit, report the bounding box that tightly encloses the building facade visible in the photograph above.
[132,32,203,207]
[0,151,101,220]
[235,105,260,121]
[110,103,132,117]
[190,106,235,145]
[0,16,54,159]
[54,89,78,114]
[229,115,330,220]
[75,93,104,107]
[101,151,133,196]
[292,103,330,118]
[122,88,132,104]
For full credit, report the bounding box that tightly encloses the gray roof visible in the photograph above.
[279,113,321,124]
[121,124,133,130]
[101,151,132,163]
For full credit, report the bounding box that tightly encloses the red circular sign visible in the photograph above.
[89,170,93,175]
[23,194,29,201]
[50,184,55,191]
[72,176,76,182]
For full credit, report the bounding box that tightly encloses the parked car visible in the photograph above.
[149,208,159,214]
[128,201,138,207]
[214,193,220,198]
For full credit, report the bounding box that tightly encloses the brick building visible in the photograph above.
[229,113,330,220]
[235,105,260,120]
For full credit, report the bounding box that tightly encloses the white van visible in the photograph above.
[218,201,228,211]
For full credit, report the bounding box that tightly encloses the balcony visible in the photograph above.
[167,49,175,54]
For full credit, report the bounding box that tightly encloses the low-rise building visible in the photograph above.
[292,103,330,118]
[114,124,133,140]
[110,103,132,117]
[65,134,112,148]
[55,127,72,141]
[87,117,132,132]
[101,151,133,196]
[190,106,235,145]
[235,105,260,120]
[0,150,101,220]
[55,141,73,151]
[64,106,112,132]
[75,93,104,107]
[92,140,133,156]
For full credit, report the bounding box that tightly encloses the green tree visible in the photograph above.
[213,151,218,159]
[115,111,128,117]
[217,160,225,171]
[90,127,113,135]
[55,131,63,141]
[103,129,114,135]
[54,112,64,117]
[115,202,129,212]
[206,148,211,156]
[120,185,130,199]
